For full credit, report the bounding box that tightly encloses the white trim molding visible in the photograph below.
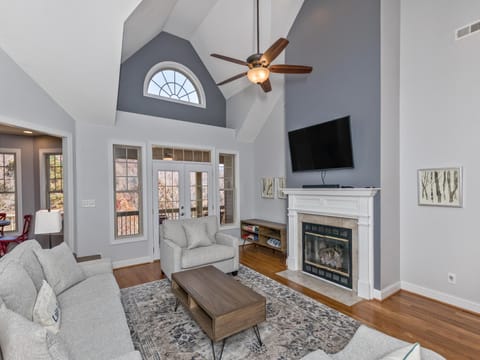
[112,256,153,269]
[373,281,402,301]
[401,281,480,314]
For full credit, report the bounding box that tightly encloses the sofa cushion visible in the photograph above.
[33,280,61,334]
[163,215,218,248]
[58,274,134,360]
[0,303,69,360]
[182,244,234,269]
[1,239,44,291]
[34,243,86,295]
[184,221,213,249]
[57,273,121,310]
[0,260,37,320]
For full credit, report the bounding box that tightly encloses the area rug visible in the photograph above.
[121,265,360,360]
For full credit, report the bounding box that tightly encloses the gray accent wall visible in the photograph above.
[117,32,226,127]
[285,0,381,288]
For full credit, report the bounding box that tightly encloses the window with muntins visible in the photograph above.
[218,153,236,225]
[46,153,63,212]
[114,145,142,239]
[144,62,205,107]
[0,151,18,231]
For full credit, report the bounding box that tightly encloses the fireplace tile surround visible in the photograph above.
[284,188,379,300]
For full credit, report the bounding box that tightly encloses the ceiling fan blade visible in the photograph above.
[260,38,289,65]
[211,53,249,66]
[216,72,248,86]
[269,64,313,74]
[260,79,272,93]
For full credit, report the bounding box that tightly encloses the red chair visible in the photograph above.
[0,214,32,256]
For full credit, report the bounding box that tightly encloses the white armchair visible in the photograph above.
[160,215,239,280]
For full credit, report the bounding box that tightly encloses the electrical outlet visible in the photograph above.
[448,273,456,284]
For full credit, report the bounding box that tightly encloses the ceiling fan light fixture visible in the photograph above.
[247,66,270,84]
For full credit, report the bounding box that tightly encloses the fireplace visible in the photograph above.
[302,222,352,289]
[284,188,379,299]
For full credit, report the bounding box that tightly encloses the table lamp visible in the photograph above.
[35,210,62,248]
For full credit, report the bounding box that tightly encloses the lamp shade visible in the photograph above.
[35,210,62,234]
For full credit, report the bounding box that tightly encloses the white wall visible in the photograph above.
[379,0,401,294]
[253,94,287,223]
[0,47,76,249]
[400,0,480,311]
[74,111,255,262]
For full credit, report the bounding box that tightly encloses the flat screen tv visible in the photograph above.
[288,116,354,172]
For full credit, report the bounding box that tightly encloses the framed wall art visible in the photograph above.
[261,177,274,199]
[417,167,462,207]
[276,177,287,199]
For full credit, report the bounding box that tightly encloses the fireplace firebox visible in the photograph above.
[302,222,352,289]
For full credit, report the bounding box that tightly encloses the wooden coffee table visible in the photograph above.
[171,266,266,359]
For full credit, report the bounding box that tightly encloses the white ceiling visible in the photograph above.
[0,0,303,127]
[123,0,304,99]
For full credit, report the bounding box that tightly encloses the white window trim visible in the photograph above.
[0,148,22,232]
[39,148,62,210]
[143,61,207,109]
[216,149,240,230]
[108,141,148,245]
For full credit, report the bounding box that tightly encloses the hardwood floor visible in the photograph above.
[113,245,480,359]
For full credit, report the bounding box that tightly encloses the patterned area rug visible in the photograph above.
[121,266,360,360]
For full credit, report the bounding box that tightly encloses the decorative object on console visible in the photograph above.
[261,177,274,198]
[417,167,462,207]
[35,209,62,249]
[276,177,287,199]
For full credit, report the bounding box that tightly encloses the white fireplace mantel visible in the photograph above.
[284,187,380,299]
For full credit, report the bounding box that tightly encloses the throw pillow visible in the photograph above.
[0,303,70,360]
[0,260,37,320]
[380,343,421,360]
[183,222,213,249]
[33,280,61,334]
[34,243,86,295]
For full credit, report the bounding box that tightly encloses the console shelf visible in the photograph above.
[241,218,287,257]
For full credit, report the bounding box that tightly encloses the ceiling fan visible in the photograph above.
[211,0,313,93]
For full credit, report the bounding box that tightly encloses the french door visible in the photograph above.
[152,162,213,257]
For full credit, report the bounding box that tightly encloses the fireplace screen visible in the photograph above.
[302,222,352,289]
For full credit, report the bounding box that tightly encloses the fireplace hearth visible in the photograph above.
[302,222,352,289]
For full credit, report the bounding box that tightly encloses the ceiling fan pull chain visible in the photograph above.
[256,0,260,54]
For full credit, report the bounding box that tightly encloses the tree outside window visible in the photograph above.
[114,145,142,238]
[0,152,17,231]
[218,153,235,225]
[46,153,63,211]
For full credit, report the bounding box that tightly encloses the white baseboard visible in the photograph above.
[113,256,153,269]
[373,281,401,300]
[401,281,480,314]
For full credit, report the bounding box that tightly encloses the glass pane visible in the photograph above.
[115,160,127,176]
[116,192,138,212]
[157,170,180,221]
[147,81,160,95]
[127,177,138,191]
[152,73,166,87]
[127,160,138,176]
[49,193,64,211]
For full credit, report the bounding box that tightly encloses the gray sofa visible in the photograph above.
[0,240,141,360]
[302,325,445,359]
[160,215,239,280]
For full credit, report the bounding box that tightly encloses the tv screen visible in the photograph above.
[288,116,354,172]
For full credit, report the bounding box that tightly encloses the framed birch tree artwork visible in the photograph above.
[261,177,274,198]
[417,167,462,207]
[276,177,287,199]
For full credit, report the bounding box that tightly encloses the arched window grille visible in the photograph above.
[144,62,206,108]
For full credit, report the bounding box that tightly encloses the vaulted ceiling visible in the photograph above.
[0,0,303,127]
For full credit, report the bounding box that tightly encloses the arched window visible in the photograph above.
[143,62,206,108]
